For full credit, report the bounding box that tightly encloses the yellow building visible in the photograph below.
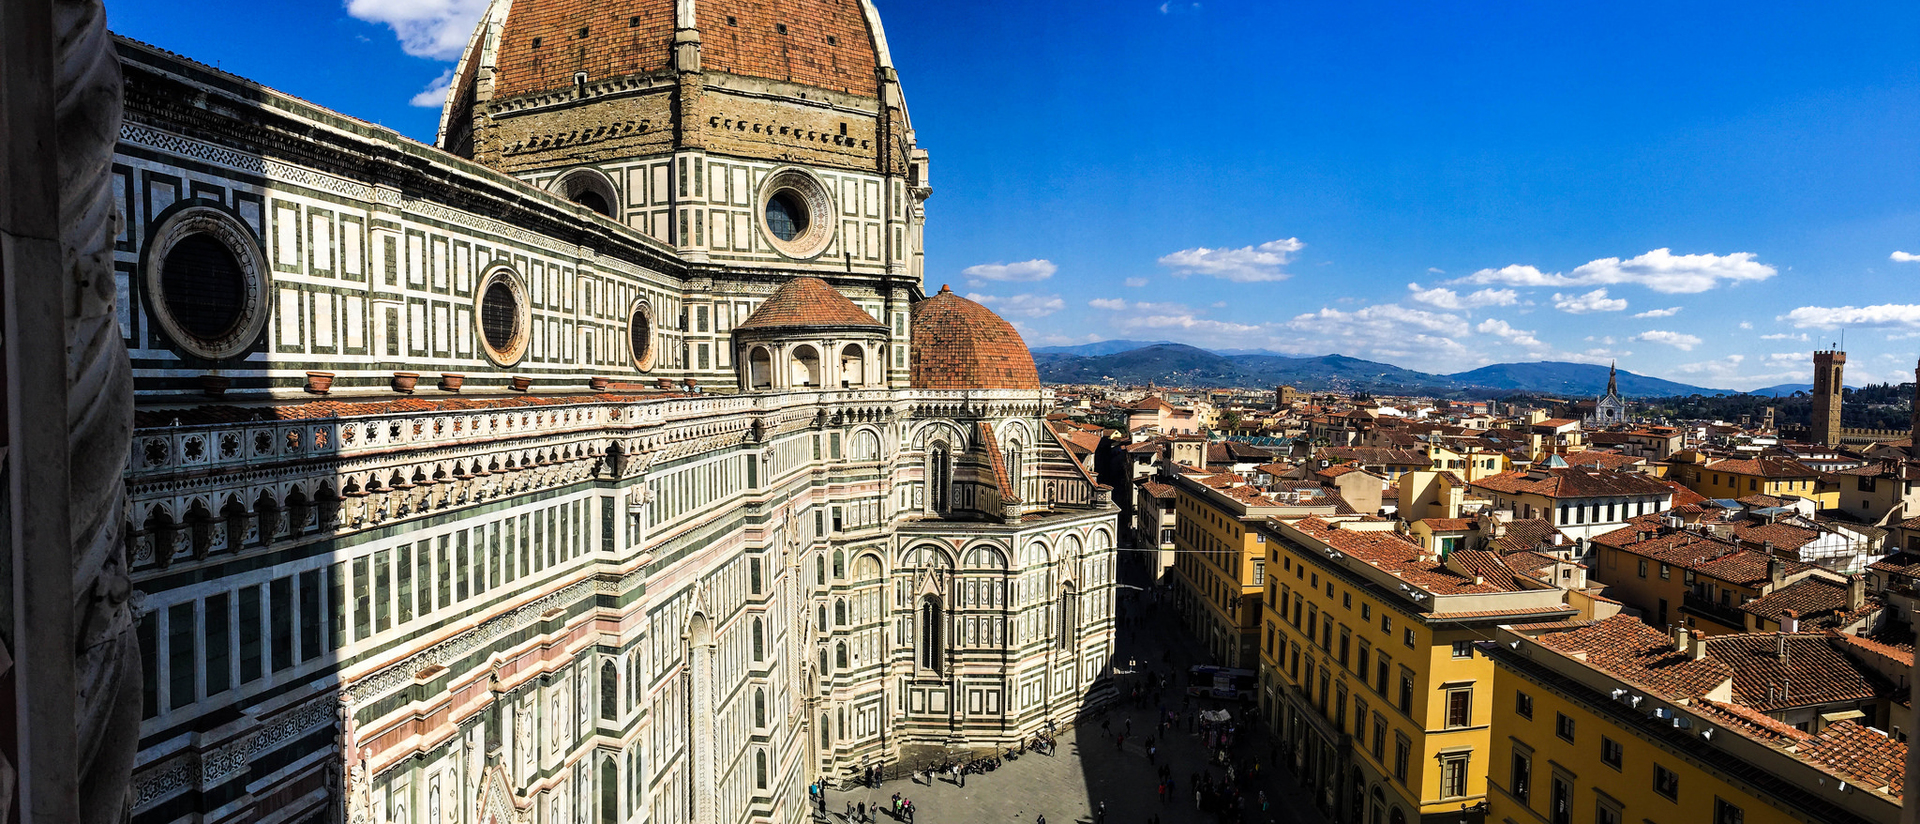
[1485,618,1903,824]
[1170,473,1341,667]
[1258,517,1576,823]
[1421,441,1509,483]
[1667,455,1837,508]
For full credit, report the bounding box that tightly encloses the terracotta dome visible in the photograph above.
[736,277,885,332]
[910,285,1040,391]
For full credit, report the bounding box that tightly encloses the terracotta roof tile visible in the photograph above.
[909,286,1039,391]
[1796,721,1907,795]
[1488,518,1558,553]
[1471,467,1673,499]
[1702,632,1891,711]
[735,277,885,332]
[1740,577,1880,630]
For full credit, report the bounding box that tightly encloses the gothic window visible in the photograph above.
[833,550,845,578]
[752,617,764,662]
[600,661,618,721]
[754,688,766,727]
[1058,584,1078,650]
[756,750,768,789]
[815,555,826,586]
[836,641,848,670]
[817,605,827,632]
[835,599,847,625]
[851,429,880,461]
[919,596,943,673]
[599,757,618,824]
[930,443,952,513]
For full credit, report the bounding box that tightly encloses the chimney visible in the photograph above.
[1780,610,1799,635]
[1768,557,1785,590]
[1847,575,1865,611]
[1672,625,1688,653]
[1689,633,1708,661]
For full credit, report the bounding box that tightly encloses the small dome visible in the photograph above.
[736,277,886,333]
[910,285,1040,391]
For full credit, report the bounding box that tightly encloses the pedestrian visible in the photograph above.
[1147,745,1156,764]
[1096,801,1107,824]
[955,763,965,788]
[847,800,854,820]
[892,792,901,816]
[859,801,867,823]
[1125,718,1133,735]
[1259,790,1269,812]
[1036,814,1047,824]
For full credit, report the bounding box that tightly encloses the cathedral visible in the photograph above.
[1585,362,1627,426]
[112,2,1118,822]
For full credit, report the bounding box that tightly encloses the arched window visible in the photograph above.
[820,714,831,748]
[790,345,823,387]
[854,554,882,581]
[756,750,768,789]
[815,555,826,586]
[752,617,764,662]
[747,346,773,390]
[754,688,766,727]
[817,605,827,632]
[836,641,848,670]
[1058,583,1078,650]
[835,599,848,625]
[839,343,865,388]
[818,648,828,677]
[1389,809,1406,824]
[626,650,640,709]
[833,550,845,579]
[850,430,880,461]
[599,660,618,721]
[919,596,943,673]
[929,443,952,513]
[600,756,618,824]
[1005,440,1022,490]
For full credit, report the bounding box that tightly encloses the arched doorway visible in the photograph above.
[747,346,773,390]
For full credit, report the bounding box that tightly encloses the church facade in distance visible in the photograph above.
[114,2,1119,822]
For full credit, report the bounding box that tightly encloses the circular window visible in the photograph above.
[765,191,808,241]
[141,204,269,361]
[473,267,530,366]
[628,303,655,371]
[757,168,835,259]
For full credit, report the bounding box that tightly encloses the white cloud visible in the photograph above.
[967,293,1064,319]
[1406,283,1517,310]
[961,259,1056,284]
[1781,303,1920,329]
[409,68,455,108]
[1760,332,1809,341]
[1123,277,1148,288]
[1158,238,1304,282]
[1738,321,1753,329]
[1552,289,1628,314]
[346,0,491,60]
[1427,267,1446,275]
[1088,298,1129,311]
[1631,330,1704,351]
[1892,251,1920,263]
[1456,249,1776,294]
[1632,306,1681,319]
[1475,318,1544,348]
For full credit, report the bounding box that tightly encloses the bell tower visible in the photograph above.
[1811,350,1845,446]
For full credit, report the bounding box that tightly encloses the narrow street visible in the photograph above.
[810,551,1331,824]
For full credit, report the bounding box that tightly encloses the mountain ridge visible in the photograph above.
[1031,342,1737,397]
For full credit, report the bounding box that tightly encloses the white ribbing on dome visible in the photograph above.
[434,0,514,149]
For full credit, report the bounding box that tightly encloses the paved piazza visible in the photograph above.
[809,580,1332,824]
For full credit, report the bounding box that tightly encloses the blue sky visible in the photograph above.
[107,0,1920,390]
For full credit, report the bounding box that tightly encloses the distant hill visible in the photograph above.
[1746,383,1857,397]
[1030,339,1178,356]
[1035,344,1460,394]
[1032,342,1730,397]
[1443,362,1722,397]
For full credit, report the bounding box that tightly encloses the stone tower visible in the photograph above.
[1812,350,1846,446]
[1910,359,1919,459]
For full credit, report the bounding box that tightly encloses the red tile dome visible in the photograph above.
[910,285,1040,391]
[736,277,886,332]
